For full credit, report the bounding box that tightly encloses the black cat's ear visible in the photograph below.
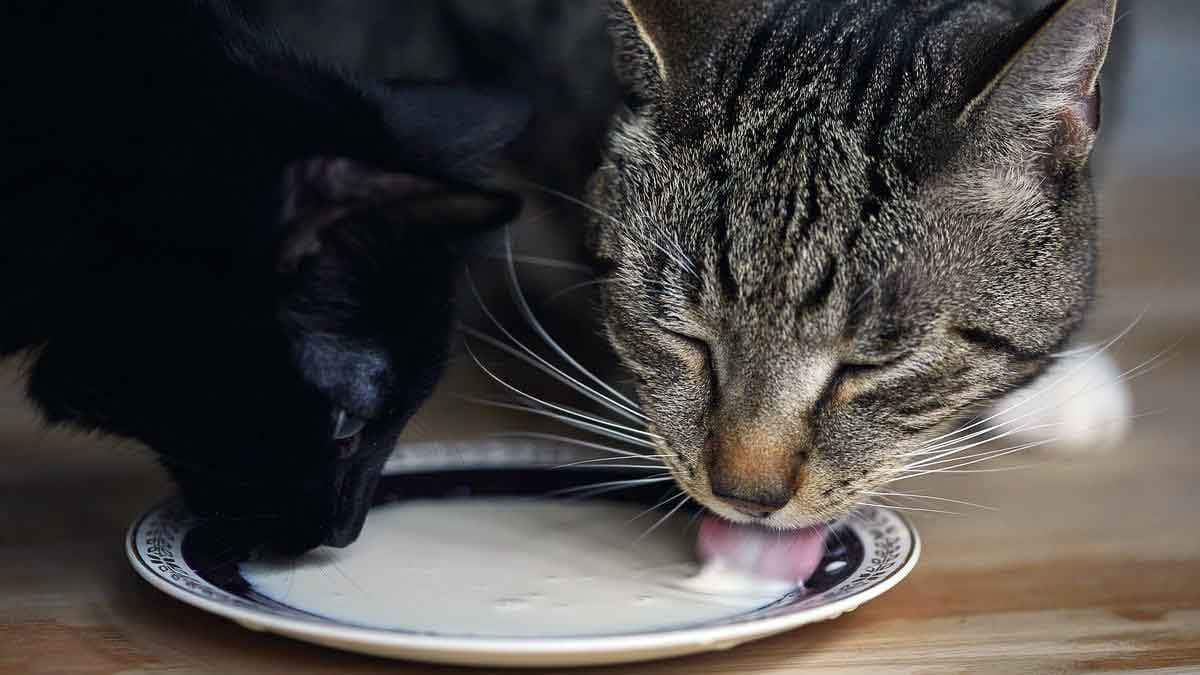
[369,82,532,176]
[277,158,520,272]
[610,0,740,96]
[964,0,1117,168]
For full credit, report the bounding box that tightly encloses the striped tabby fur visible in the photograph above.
[591,0,1118,526]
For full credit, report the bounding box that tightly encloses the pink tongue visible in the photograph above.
[696,516,827,584]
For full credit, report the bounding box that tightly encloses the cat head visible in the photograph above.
[591,0,1116,526]
[28,22,529,553]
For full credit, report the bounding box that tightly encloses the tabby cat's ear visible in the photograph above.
[965,0,1117,168]
[611,0,740,96]
[277,158,519,272]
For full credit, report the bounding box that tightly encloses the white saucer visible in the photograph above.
[127,441,919,668]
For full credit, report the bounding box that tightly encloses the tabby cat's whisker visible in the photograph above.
[555,455,669,468]
[861,491,997,511]
[465,397,659,450]
[548,278,617,304]
[561,463,670,472]
[906,464,1047,474]
[485,252,595,275]
[635,493,692,542]
[893,438,1060,481]
[520,181,699,280]
[464,270,647,423]
[905,436,1056,471]
[462,323,647,425]
[487,432,660,459]
[627,491,687,523]
[854,501,962,516]
[503,230,645,410]
[464,344,659,441]
[901,421,1048,467]
[913,341,1174,461]
[916,311,1146,450]
[547,476,674,498]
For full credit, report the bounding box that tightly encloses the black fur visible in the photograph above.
[1,1,527,552]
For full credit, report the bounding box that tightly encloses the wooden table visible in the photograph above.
[2,166,1199,674]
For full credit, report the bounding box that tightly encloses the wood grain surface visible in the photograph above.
[3,5,1200,672]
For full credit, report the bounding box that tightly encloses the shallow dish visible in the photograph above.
[127,440,919,668]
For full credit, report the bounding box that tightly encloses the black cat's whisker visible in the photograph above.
[502,230,647,409]
[635,493,692,543]
[464,344,659,441]
[466,397,659,449]
[916,311,1147,451]
[487,432,661,459]
[464,270,647,424]
[862,491,997,511]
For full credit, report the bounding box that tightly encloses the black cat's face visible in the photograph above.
[166,202,487,553]
[26,74,528,553]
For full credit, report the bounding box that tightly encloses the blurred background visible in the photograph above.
[1,1,1197,671]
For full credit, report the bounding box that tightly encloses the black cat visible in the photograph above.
[0,1,528,552]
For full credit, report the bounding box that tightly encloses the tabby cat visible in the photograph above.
[590,0,1120,524]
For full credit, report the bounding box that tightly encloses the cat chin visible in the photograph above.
[991,351,1132,452]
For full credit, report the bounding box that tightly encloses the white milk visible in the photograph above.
[241,498,791,638]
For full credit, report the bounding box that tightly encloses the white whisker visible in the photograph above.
[548,278,615,304]
[909,341,1173,463]
[635,493,692,542]
[463,269,648,424]
[555,455,669,468]
[502,230,645,411]
[916,311,1146,450]
[862,491,997,511]
[560,464,669,471]
[464,344,658,440]
[627,491,687,524]
[854,501,962,516]
[548,476,673,498]
[464,397,659,449]
[894,438,1060,481]
[487,432,660,459]
[462,323,647,424]
[484,252,595,275]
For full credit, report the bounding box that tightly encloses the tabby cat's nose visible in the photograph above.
[710,491,789,519]
[708,429,806,518]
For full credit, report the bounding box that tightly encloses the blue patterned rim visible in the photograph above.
[128,441,918,643]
